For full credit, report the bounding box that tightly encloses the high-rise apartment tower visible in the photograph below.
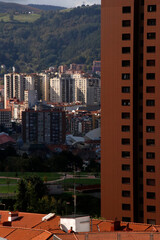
[101,0,160,224]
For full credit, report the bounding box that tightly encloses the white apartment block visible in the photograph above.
[72,73,101,105]
[24,90,38,109]
[39,73,50,102]
[23,75,35,91]
[50,74,75,103]
[4,73,23,109]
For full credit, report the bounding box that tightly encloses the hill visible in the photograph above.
[0,1,41,13]
[28,4,66,11]
[0,5,101,72]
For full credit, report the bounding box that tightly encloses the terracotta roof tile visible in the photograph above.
[33,216,63,234]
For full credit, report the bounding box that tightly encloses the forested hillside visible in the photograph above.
[0,1,40,13]
[0,5,100,72]
[28,4,66,11]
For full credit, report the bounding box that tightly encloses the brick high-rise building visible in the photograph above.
[101,0,160,224]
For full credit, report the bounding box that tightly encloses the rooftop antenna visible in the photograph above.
[12,66,15,73]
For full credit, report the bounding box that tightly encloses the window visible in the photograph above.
[148,5,156,12]
[122,33,130,40]
[146,73,155,80]
[122,87,130,93]
[147,206,156,212]
[146,100,155,106]
[122,60,130,67]
[122,125,130,132]
[147,19,156,26]
[147,46,155,53]
[146,126,155,132]
[146,113,155,119]
[147,192,155,199]
[122,177,130,184]
[122,217,131,222]
[122,73,130,80]
[147,32,156,39]
[122,151,130,158]
[122,204,130,210]
[122,47,130,54]
[146,152,155,159]
[146,139,155,146]
[147,60,155,66]
[122,20,131,27]
[122,112,130,119]
[122,6,131,13]
[122,164,130,171]
[146,179,155,186]
[147,219,156,225]
[122,139,130,145]
[122,191,130,197]
[122,100,130,106]
[146,86,155,93]
[146,166,155,172]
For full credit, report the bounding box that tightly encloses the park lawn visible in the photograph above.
[0,185,17,194]
[59,178,100,185]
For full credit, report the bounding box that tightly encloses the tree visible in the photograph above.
[14,176,48,212]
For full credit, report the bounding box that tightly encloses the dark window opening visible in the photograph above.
[122,139,130,145]
[122,151,130,158]
[122,177,130,184]
[146,126,155,132]
[122,60,130,67]
[122,6,131,13]
[122,20,131,27]
[122,204,130,210]
[122,217,131,222]
[147,205,156,212]
[122,125,130,132]
[122,100,130,106]
[146,179,155,186]
[147,32,156,39]
[122,164,130,171]
[148,5,156,12]
[146,73,155,80]
[147,46,155,53]
[122,33,130,40]
[146,152,155,159]
[147,192,155,199]
[147,60,155,66]
[122,47,130,54]
[122,191,130,197]
[147,219,156,225]
[122,87,130,93]
[122,112,130,119]
[146,86,155,93]
[146,139,155,146]
[146,100,155,106]
[146,113,155,119]
[146,165,155,172]
[122,73,130,80]
[147,19,156,26]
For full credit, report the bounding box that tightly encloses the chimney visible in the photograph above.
[110,220,121,231]
[8,212,19,222]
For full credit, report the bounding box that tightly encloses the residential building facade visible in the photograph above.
[101,0,160,224]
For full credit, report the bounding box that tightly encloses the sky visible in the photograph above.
[1,0,101,7]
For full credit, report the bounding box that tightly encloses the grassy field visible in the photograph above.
[0,172,61,181]
[0,13,40,23]
[0,185,17,194]
[0,172,100,193]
